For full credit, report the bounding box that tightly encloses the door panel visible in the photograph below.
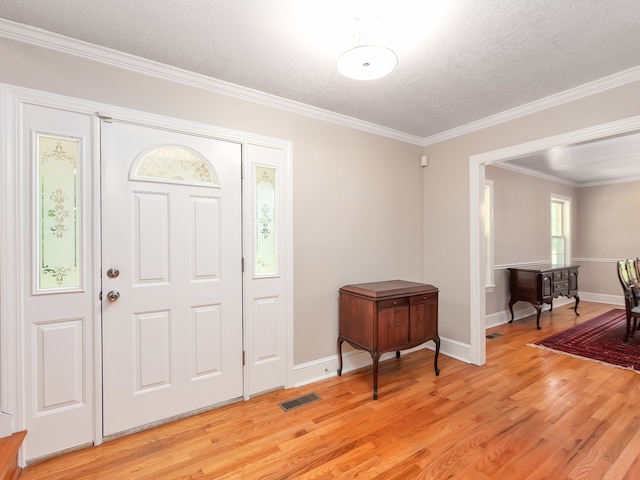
[18,104,96,460]
[101,121,243,436]
[6,91,290,461]
[243,145,287,396]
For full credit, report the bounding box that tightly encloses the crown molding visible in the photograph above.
[424,66,640,146]
[0,19,424,146]
[487,114,640,188]
[494,156,640,189]
[3,18,639,149]
[492,161,579,187]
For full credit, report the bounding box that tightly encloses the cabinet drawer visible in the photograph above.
[553,281,569,292]
[553,270,569,281]
[410,293,436,305]
[378,297,409,310]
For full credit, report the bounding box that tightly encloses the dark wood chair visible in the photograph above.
[626,258,640,284]
[617,259,640,341]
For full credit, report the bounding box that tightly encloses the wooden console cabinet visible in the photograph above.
[337,280,440,400]
[508,265,580,329]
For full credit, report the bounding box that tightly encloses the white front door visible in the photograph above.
[4,89,292,461]
[101,120,243,436]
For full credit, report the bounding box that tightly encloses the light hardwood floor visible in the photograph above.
[20,301,640,479]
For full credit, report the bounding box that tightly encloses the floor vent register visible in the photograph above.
[278,393,322,412]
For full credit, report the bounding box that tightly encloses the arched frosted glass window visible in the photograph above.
[131,145,218,186]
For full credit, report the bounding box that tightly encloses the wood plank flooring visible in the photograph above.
[20,301,640,479]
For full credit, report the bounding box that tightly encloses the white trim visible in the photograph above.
[470,114,640,368]
[4,19,640,150]
[90,115,102,448]
[485,310,513,330]
[1,83,295,455]
[0,87,5,418]
[494,158,640,189]
[0,87,10,425]
[0,19,423,147]
[580,292,623,306]
[486,298,572,329]
[483,180,494,288]
[469,155,485,365]
[494,161,579,187]
[550,193,572,266]
[283,145,295,389]
[471,115,640,165]
[292,336,470,388]
[487,293,624,330]
[0,412,11,437]
[572,257,620,264]
[580,175,640,188]
[426,66,640,145]
[1,87,21,435]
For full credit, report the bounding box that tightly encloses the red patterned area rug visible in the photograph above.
[528,308,640,372]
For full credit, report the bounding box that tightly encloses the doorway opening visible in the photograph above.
[469,114,640,366]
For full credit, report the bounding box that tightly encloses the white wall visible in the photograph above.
[0,36,424,367]
[423,80,640,345]
[484,165,577,318]
[4,31,640,368]
[576,180,640,297]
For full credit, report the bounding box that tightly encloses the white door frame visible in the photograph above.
[0,84,294,460]
[468,114,640,366]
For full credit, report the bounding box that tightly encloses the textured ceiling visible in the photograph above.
[1,0,640,138]
[1,0,640,184]
[499,131,640,187]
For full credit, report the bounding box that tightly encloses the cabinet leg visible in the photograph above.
[395,351,400,359]
[433,336,441,376]
[573,295,580,316]
[337,338,344,376]
[508,299,515,323]
[535,305,542,330]
[372,352,380,400]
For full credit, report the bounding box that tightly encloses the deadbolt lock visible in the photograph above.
[106,268,120,279]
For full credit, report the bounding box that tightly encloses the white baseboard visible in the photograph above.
[486,292,623,330]
[291,292,624,391]
[292,336,470,389]
[485,302,559,329]
[579,291,623,306]
[0,412,12,438]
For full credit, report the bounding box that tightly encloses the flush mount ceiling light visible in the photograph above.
[337,44,398,81]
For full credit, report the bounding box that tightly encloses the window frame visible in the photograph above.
[550,194,571,266]
[484,180,495,290]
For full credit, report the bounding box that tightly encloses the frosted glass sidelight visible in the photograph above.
[37,134,80,290]
[255,166,277,275]
[133,145,218,185]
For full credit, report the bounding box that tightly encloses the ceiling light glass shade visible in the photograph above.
[337,45,398,80]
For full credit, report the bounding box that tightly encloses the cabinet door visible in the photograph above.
[378,307,409,351]
[541,274,552,297]
[410,294,438,343]
[569,270,578,291]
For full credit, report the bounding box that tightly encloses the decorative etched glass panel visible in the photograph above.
[38,134,80,290]
[255,166,277,275]
[133,145,218,185]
